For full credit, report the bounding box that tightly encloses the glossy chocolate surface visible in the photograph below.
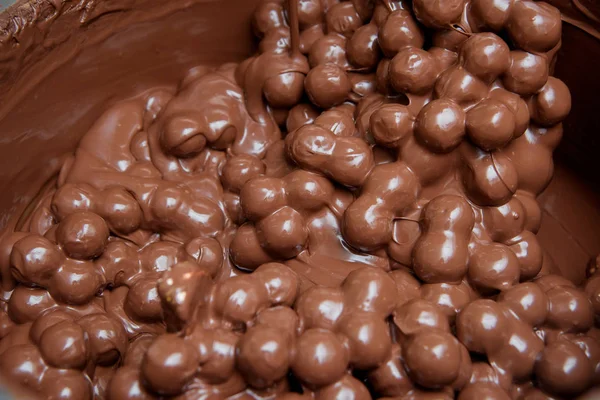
[0,0,599,399]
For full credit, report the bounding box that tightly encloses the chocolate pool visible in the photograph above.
[0,0,599,399]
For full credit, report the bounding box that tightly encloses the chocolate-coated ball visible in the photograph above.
[404,330,462,388]
[99,187,142,234]
[291,328,349,387]
[347,23,381,69]
[470,0,514,30]
[56,211,109,259]
[305,64,351,108]
[412,0,465,28]
[506,1,561,53]
[415,98,465,153]
[502,51,548,96]
[378,10,424,57]
[370,104,414,148]
[456,299,508,354]
[39,320,88,369]
[529,77,572,126]
[466,99,515,151]
[236,325,292,388]
[460,33,510,83]
[141,334,199,395]
[263,72,305,109]
[10,234,62,286]
[256,206,308,258]
[389,47,438,94]
[535,340,593,397]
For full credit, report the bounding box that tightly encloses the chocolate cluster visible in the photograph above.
[0,0,597,399]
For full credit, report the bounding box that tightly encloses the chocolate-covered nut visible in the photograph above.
[215,275,268,324]
[315,374,371,399]
[412,0,465,28]
[342,267,397,315]
[50,259,102,305]
[338,311,392,369]
[468,243,520,292]
[56,211,109,259]
[506,1,561,53]
[78,313,128,365]
[460,145,518,207]
[497,282,548,327]
[488,319,544,380]
[230,224,274,270]
[253,0,285,36]
[221,155,265,193]
[240,176,287,221]
[295,286,345,330]
[347,23,381,69]
[255,306,299,336]
[394,299,451,336]
[421,281,472,321]
[159,115,206,157]
[254,262,299,305]
[314,108,356,136]
[98,187,142,234]
[466,99,515,151]
[263,72,305,108]
[284,169,334,211]
[309,34,349,68]
[460,33,510,83]
[326,2,362,37]
[502,51,548,96]
[40,368,93,400]
[305,63,351,108]
[107,366,155,400]
[546,286,594,332]
[256,206,308,258]
[236,325,292,388]
[378,10,424,57]
[30,309,73,344]
[529,77,572,126]
[51,183,95,221]
[456,299,508,354]
[369,104,413,148]
[509,231,544,280]
[415,98,465,153]
[0,344,46,391]
[39,320,89,369]
[404,330,462,388]
[287,103,319,132]
[184,237,223,277]
[10,234,63,286]
[535,340,593,397]
[291,328,349,387]
[470,0,514,30]
[125,278,163,322]
[185,327,237,383]
[413,195,474,283]
[435,66,488,107]
[141,334,199,395]
[8,286,57,323]
[389,47,438,94]
[458,383,510,400]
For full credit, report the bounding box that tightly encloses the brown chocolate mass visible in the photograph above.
[0,0,599,399]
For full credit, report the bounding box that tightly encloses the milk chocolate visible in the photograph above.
[0,0,599,399]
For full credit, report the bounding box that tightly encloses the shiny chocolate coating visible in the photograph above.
[0,0,597,399]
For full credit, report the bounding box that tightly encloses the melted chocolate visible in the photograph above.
[0,0,599,399]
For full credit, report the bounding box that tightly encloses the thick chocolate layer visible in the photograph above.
[0,0,599,399]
